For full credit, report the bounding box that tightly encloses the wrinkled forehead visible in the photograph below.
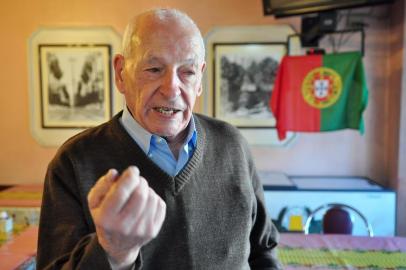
[136,12,199,39]
[128,14,205,64]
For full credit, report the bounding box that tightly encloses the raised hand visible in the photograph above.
[88,166,166,269]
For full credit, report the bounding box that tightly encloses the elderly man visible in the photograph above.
[37,8,281,270]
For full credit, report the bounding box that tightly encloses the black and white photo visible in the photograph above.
[39,44,112,128]
[213,43,286,128]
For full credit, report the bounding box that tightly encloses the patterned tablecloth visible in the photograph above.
[1,227,406,270]
[279,233,406,270]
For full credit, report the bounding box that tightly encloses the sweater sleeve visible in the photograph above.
[36,153,113,270]
[245,144,283,269]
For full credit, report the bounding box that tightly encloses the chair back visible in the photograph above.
[276,206,311,232]
[304,203,374,237]
[323,206,353,234]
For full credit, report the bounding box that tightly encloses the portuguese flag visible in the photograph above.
[270,51,368,140]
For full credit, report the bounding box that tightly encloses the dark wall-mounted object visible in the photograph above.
[287,28,366,56]
[301,11,337,47]
[263,0,394,18]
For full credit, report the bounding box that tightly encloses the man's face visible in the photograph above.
[116,19,205,143]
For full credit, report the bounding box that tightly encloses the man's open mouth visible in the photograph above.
[154,107,181,115]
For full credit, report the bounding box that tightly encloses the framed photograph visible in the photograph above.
[203,25,299,145]
[39,44,112,128]
[29,27,123,146]
[213,42,286,128]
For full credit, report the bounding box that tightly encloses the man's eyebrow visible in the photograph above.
[183,58,198,65]
[144,56,162,64]
[141,55,199,66]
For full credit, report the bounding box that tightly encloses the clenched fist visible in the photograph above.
[88,166,166,269]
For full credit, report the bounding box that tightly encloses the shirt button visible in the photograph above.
[156,137,163,143]
[148,153,153,158]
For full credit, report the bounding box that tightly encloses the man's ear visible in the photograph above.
[113,54,126,94]
[200,61,206,74]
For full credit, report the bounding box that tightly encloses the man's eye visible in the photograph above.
[146,67,161,73]
[183,70,195,76]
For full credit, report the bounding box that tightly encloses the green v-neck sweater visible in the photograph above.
[37,112,281,270]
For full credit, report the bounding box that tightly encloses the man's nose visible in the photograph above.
[160,69,181,98]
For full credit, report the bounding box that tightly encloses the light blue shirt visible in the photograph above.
[119,106,197,176]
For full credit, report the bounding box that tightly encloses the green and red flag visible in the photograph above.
[270,51,368,140]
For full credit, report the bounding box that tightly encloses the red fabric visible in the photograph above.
[270,55,322,140]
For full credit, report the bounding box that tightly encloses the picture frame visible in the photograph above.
[203,25,300,146]
[29,27,123,146]
[213,42,286,128]
[39,44,112,128]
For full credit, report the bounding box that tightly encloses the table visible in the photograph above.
[1,229,406,270]
[0,184,42,228]
[0,226,37,270]
[0,185,42,269]
[279,233,406,269]
[0,184,43,207]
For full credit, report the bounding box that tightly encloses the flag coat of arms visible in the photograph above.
[270,51,368,140]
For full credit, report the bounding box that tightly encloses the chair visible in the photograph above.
[275,206,311,232]
[303,203,374,237]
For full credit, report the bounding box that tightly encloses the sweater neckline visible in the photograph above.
[109,111,206,195]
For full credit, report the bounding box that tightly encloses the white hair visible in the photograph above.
[121,8,205,62]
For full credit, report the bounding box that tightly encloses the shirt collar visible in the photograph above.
[121,106,152,153]
[185,114,197,148]
[120,106,197,154]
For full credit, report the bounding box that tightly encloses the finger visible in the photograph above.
[145,192,163,239]
[88,169,118,209]
[152,197,167,236]
[100,166,140,215]
[118,176,150,232]
[132,188,160,240]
